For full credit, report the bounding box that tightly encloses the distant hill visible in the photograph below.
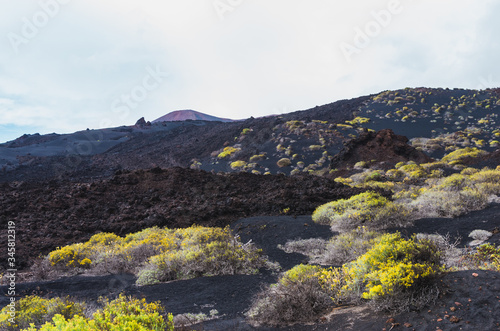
[153,110,235,123]
[2,87,500,182]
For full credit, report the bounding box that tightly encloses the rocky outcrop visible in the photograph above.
[0,167,368,270]
[134,117,151,127]
[330,129,433,170]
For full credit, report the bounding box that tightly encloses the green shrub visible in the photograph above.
[308,145,322,151]
[48,244,92,269]
[343,233,441,299]
[46,226,272,286]
[435,173,468,191]
[136,226,268,285]
[345,117,370,125]
[460,167,479,175]
[0,296,85,330]
[465,243,500,271]
[285,120,305,130]
[385,169,404,179]
[365,171,383,182]
[354,161,367,169]
[276,158,291,168]
[395,162,406,169]
[441,147,488,165]
[321,233,442,312]
[230,160,247,170]
[217,146,241,159]
[23,294,173,331]
[399,164,427,179]
[312,192,410,231]
[249,154,266,162]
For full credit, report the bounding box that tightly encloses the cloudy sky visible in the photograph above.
[0,0,499,143]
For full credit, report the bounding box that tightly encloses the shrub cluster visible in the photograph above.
[312,192,410,231]
[320,227,382,265]
[337,233,441,301]
[441,147,488,165]
[333,158,500,222]
[463,243,500,271]
[20,294,172,331]
[249,233,443,326]
[46,225,271,286]
[0,296,85,331]
[246,265,333,326]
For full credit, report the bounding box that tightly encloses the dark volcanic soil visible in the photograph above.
[0,168,366,271]
[2,209,500,330]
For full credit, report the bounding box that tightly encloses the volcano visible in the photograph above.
[152,109,235,123]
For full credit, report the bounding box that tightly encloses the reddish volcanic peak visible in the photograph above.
[153,110,234,123]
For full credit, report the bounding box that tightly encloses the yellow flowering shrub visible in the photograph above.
[0,296,85,330]
[230,160,247,170]
[441,147,488,165]
[399,164,428,179]
[341,233,442,300]
[23,294,173,331]
[217,146,241,159]
[136,226,266,285]
[465,243,500,271]
[278,264,324,287]
[48,244,91,268]
[345,117,370,125]
[47,225,271,286]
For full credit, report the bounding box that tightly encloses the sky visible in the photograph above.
[1,0,499,143]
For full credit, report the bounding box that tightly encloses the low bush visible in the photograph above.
[312,192,410,232]
[276,158,291,168]
[441,147,488,165]
[0,296,85,331]
[246,265,333,326]
[345,117,370,125]
[249,154,266,162]
[136,227,270,285]
[278,238,328,259]
[173,310,219,328]
[468,229,493,241]
[354,161,367,169]
[22,294,173,331]
[464,243,500,271]
[399,164,428,179]
[321,233,442,312]
[46,226,272,286]
[230,160,247,170]
[319,228,382,265]
[250,233,445,326]
[217,146,241,159]
[308,145,322,151]
[409,188,488,218]
[435,173,468,191]
[343,233,441,300]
